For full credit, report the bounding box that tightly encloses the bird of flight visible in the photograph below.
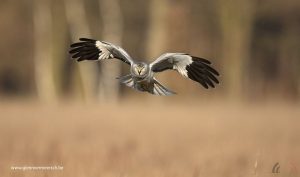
[69,38,220,96]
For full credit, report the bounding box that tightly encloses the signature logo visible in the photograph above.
[272,162,280,174]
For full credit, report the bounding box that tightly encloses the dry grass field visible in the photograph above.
[0,100,299,177]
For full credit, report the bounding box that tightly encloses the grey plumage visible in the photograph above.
[69,38,219,96]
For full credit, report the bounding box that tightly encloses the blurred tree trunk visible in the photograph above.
[145,0,168,59]
[33,0,57,102]
[145,0,169,99]
[165,0,191,94]
[216,0,255,100]
[279,24,300,99]
[52,0,69,98]
[146,0,192,95]
[64,0,98,101]
[98,0,123,101]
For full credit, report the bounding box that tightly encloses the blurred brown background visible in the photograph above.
[0,0,299,177]
[0,0,300,101]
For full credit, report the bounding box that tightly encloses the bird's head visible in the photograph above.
[132,62,149,77]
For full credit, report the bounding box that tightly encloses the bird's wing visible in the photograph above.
[69,38,133,65]
[150,53,219,89]
[152,78,176,96]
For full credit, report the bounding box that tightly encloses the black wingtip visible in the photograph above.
[69,38,100,61]
[192,56,211,64]
[79,38,96,42]
[77,58,85,62]
[186,57,220,89]
[192,57,220,76]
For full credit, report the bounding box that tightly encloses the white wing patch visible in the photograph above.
[150,53,193,78]
[149,53,180,68]
[172,54,193,78]
[173,65,188,77]
[95,41,114,60]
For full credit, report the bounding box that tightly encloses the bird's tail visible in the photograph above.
[152,78,176,96]
[117,75,176,96]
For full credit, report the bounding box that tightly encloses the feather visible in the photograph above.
[69,38,133,64]
[187,67,209,89]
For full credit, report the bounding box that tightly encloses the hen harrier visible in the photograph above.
[69,38,219,96]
